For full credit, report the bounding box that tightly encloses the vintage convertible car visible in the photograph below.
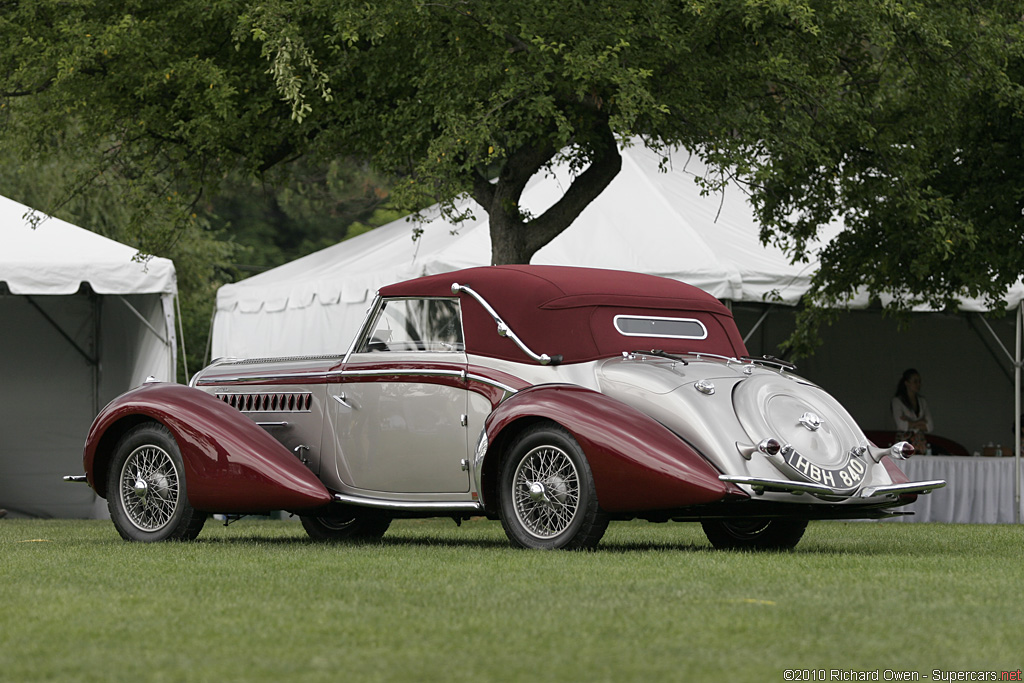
[71,265,944,549]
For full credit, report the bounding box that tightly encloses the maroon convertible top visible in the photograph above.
[380,265,748,365]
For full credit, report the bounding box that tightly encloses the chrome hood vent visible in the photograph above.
[216,392,313,413]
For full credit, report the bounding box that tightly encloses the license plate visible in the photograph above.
[783,449,867,490]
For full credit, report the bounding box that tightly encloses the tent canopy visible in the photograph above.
[213,144,1024,361]
[2,195,175,296]
[1,194,178,518]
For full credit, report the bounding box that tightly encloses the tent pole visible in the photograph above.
[175,293,189,382]
[1015,300,1021,524]
[116,295,169,344]
[94,293,102,419]
[742,304,775,346]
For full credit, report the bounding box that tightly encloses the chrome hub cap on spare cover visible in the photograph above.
[119,444,181,532]
[734,374,870,494]
[512,445,580,539]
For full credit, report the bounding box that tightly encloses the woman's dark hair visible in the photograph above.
[894,368,919,409]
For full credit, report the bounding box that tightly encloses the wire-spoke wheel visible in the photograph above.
[107,423,205,542]
[499,422,607,550]
[701,518,807,550]
[120,443,179,531]
[512,444,580,538]
[300,510,391,542]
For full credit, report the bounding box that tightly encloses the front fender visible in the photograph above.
[483,384,745,513]
[84,383,331,513]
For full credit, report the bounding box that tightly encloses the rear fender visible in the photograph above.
[84,383,331,513]
[482,384,745,513]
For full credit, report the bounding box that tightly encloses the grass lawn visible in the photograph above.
[2,517,1022,682]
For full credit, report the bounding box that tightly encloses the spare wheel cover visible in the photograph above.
[733,374,869,488]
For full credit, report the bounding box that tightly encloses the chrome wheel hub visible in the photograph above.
[512,445,580,539]
[133,478,149,503]
[119,445,180,532]
[528,481,547,503]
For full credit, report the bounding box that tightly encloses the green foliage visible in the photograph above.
[3,1,1024,355]
[2,518,1024,681]
[200,156,398,273]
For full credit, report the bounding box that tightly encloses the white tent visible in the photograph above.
[1,195,178,518]
[213,145,843,360]
[213,145,1024,519]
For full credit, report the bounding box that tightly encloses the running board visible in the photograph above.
[332,493,483,513]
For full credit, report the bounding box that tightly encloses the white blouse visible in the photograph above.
[891,395,933,433]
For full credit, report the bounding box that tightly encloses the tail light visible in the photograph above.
[890,441,915,460]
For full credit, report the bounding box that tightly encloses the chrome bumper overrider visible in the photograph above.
[857,480,947,497]
[719,475,946,499]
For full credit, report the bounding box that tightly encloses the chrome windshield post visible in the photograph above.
[451,282,562,366]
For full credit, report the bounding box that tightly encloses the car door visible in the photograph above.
[328,297,472,495]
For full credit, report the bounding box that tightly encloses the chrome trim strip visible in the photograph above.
[63,475,88,483]
[190,357,240,387]
[216,354,344,366]
[332,493,483,512]
[472,429,489,506]
[451,282,561,365]
[691,353,743,365]
[467,373,519,395]
[256,422,289,428]
[343,293,383,365]
[196,371,328,385]
[859,480,947,498]
[612,314,708,340]
[198,362,521,396]
[330,367,520,395]
[335,368,465,379]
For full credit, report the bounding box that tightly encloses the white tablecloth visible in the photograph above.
[891,455,1024,523]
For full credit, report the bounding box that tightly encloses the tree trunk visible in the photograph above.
[488,209,532,265]
[473,129,623,266]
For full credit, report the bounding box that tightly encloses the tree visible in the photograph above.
[2,1,1023,352]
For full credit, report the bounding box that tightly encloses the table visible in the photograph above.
[890,455,1024,523]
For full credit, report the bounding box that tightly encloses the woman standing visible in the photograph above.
[892,368,934,454]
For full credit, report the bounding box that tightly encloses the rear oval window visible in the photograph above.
[614,315,708,340]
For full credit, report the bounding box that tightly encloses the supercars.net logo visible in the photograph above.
[783,669,1022,681]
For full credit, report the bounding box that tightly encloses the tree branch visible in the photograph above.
[471,167,496,209]
[523,126,621,255]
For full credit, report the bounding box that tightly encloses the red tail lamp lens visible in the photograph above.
[891,441,915,460]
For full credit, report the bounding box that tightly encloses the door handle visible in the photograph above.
[332,393,356,410]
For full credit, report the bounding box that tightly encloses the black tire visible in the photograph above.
[701,518,808,550]
[106,422,206,542]
[300,510,391,542]
[498,422,609,550]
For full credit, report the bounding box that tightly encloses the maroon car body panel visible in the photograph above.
[484,384,747,512]
[84,383,331,513]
